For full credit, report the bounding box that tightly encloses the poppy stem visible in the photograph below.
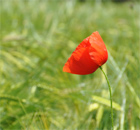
[99,66,114,130]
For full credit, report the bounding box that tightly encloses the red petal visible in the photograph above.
[63,37,98,75]
[89,31,108,66]
[63,31,108,75]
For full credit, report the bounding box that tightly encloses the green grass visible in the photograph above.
[0,0,140,130]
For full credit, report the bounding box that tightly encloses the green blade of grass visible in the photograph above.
[92,95,122,111]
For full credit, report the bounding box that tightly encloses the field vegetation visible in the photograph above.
[0,0,140,129]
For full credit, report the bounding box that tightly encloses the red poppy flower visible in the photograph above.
[63,31,108,75]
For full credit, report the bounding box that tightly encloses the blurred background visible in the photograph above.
[0,0,140,130]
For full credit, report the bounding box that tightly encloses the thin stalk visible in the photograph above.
[100,66,114,130]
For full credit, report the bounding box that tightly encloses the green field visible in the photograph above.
[0,0,140,130]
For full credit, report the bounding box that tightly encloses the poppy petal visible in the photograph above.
[89,32,108,66]
[63,31,108,75]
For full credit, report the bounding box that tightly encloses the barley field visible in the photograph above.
[0,0,140,130]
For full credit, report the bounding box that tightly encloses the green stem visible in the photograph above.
[100,66,114,130]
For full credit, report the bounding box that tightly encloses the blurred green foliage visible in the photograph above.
[0,0,140,130]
